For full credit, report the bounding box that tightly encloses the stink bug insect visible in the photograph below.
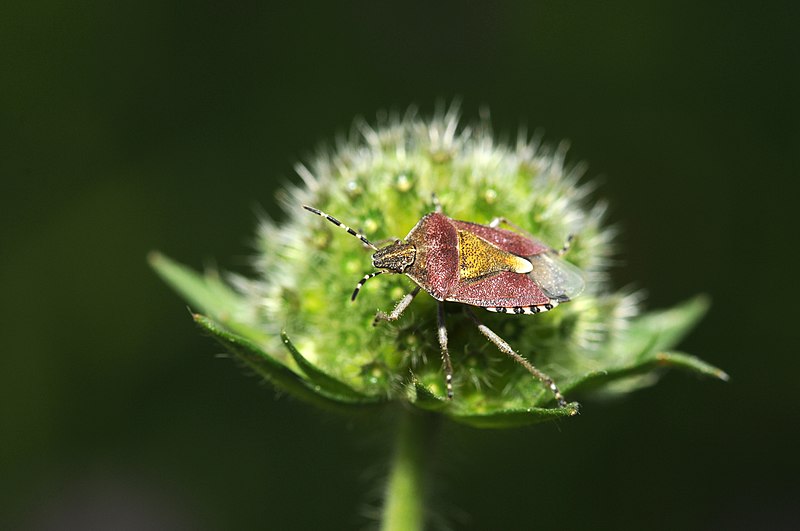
[303,201,584,406]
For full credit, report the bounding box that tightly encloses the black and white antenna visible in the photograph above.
[302,205,378,250]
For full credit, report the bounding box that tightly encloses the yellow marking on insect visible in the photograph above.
[457,230,533,281]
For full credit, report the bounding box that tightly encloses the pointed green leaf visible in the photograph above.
[448,402,580,429]
[647,351,729,380]
[194,314,384,413]
[408,380,580,427]
[563,351,728,396]
[149,252,267,344]
[281,330,385,404]
[624,295,711,361]
[149,251,241,318]
[407,378,449,411]
[559,296,725,397]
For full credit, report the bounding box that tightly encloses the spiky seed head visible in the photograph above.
[239,104,640,402]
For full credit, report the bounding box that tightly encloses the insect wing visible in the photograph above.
[528,253,585,301]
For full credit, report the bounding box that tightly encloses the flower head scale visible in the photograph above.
[151,105,726,428]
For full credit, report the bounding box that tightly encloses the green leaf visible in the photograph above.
[281,330,385,404]
[194,314,385,412]
[563,351,728,396]
[149,252,240,318]
[650,351,730,380]
[407,377,579,428]
[149,252,267,344]
[623,295,711,362]
[407,378,449,411]
[562,296,727,396]
[448,402,580,429]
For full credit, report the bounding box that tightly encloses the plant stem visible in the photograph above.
[381,408,438,531]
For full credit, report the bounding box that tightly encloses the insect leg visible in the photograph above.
[490,216,575,256]
[437,302,454,400]
[372,286,421,326]
[464,307,567,407]
[431,192,443,213]
[554,234,574,256]
[488,216,540,239]
[489,216,517,229]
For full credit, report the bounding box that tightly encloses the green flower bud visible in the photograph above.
[151,106,726,428]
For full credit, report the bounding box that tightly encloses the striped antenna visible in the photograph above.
[302,205,378,250]
[351,271,385,301]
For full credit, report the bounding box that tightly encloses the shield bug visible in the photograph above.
[303,201,584,406]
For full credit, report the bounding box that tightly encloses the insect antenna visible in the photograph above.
[351,271,385,301]
[302,205,378,250]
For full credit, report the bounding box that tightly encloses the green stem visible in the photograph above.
[381,408,438,531]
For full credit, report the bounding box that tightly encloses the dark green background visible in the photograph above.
[3,2,797,530]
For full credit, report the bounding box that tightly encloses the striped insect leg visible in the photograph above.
[437,302,454,400]
[464,307,567,407]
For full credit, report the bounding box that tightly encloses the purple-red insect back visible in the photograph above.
[302,202,584,406]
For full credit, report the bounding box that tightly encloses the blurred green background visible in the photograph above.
[2,2,797,530]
